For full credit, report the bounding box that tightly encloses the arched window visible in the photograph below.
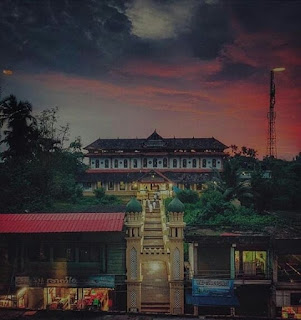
[153,158,157,168]
[212,159,216,168]
[163,158,168,168]
[114,159,118,168]
[133,159,138,168]
[105,159,109,168]
[192,159,197,168]
[182,159,187,168]
[143,158,147,168]
[202,159,207,168]
[124,159,128,168]
[95,159,99,168]
[173,159,177,168]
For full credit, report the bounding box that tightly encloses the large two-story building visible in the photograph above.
[79,131,227,199]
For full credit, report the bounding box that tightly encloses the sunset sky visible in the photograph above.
[1,0,300,159]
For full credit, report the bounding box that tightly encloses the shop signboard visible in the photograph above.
[16,275,115,288]
[15,276,30,287]
[84,275,115,288]
[192,279,234,297]
[0,297,13,308]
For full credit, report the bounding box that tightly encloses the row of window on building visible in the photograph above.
[92,158,220,169]
[82,181,207,192]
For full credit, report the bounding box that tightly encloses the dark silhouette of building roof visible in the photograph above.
[85,131,227,151]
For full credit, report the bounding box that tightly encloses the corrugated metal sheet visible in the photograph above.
[0,213,125,233]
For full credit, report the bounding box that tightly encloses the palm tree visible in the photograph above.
[211,158,253,205]
[0,95,36,159]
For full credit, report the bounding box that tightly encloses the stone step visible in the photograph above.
[144,224,162,229]
[144,221,161,226]
[141,303,170,314]
[144,231,162,236]
[144,232,163,238]
[144,223,162,231]
[144,235,163,240]
[145,212,161,216]
[144,219,161,223]
[145,216,161,221]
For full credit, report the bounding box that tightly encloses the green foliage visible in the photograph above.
[0,95,37,159]
[94,187,106,199]
[0,96,87,212]
[183,188,277,231]
[177,189,199,203]
[93,187,120,205]
[49,196,123,213]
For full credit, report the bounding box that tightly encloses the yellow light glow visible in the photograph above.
[17,287,27,297]
[272,67,285,72]
[3,69,13,75]
[150,262,161,272]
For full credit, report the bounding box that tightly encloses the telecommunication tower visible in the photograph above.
[267,68,285,158]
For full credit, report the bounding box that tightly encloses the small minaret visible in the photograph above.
[125,198,143,312]
[167,197,186,314]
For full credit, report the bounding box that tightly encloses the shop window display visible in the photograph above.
[235,250,267,277]
[80,288,113,311]
[46,287,78,310]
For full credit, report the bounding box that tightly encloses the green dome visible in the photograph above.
[167,197,185,213]
[126,197,142,213]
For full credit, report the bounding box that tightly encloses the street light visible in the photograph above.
[0,69,13,99]
[267,67,285,158]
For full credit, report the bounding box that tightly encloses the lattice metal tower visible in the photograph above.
[267,70,276,157]
[267,68,285,158]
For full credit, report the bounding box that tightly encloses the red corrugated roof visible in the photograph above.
[0,213,125,233]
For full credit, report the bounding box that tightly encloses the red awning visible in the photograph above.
[0,213,125,233]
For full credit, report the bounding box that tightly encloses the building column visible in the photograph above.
[230,245,235,279]
[125,209,143,312]
[168,211,186,315]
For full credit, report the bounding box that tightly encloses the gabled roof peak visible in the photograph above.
[147,130,164,141]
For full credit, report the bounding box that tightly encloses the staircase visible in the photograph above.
[140,200,170,313]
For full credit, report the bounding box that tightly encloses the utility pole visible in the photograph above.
[267,68,285,158]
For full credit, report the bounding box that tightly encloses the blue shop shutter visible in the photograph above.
[186,293,239,307]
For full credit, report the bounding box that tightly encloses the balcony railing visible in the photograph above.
[235,262,271,279]
[194,270,231,279]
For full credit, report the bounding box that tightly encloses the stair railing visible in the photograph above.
[140,199,147,251]
[159,200,170,254]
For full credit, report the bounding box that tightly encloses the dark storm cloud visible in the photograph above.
[0,0,134,75]
[208,62,257,81]
[229,0,301,45]
[125,0,234,62]
[184,1,233,60]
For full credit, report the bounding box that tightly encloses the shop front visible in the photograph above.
[186,279,239,315]
[15,275,115,311]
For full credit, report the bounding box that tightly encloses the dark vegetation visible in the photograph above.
[1,95,300,224]
[0,95,122,213]
[166,146,301,231]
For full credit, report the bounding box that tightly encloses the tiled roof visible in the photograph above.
[85,135,227,151]
[0,213,125,233]
[78,171,214,183]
